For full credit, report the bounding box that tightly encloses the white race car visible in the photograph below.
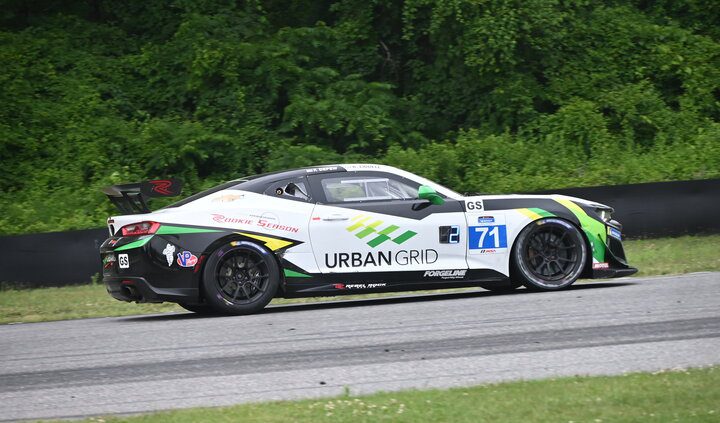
[100,164,636,315]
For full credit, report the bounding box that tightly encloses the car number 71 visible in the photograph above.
[470,225,508,249]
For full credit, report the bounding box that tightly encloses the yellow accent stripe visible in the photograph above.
[554,198,585,216]
[346,215,371,231]
[517,208,542,220]
[237,232,293,251]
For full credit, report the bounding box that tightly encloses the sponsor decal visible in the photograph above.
[477,216,495,224]
[325,249,438,268]
[211,213,300,233]
[212,193,245,203]
[140,178,183,197]
[469,225,508,250]
[108,239,118,247]
[148,180,174,195]
[212,214,253,225]
[593,262,610,269]
[423,269,467,280]
[118,253,129,269]
[336,283,387,289]
[162,243,176,267]
[177,251,198,268]
[306,166,338,173]
[478,249,497,254]
[439,225,460,244]
[466,200,484,211]
[348,164,381,169]
[609,227,622,240]
[102,254,116,269]
[346,215,417,247]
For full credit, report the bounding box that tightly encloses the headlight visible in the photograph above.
[592,204,614,223]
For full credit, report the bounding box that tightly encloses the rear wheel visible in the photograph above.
[201,241,280,315]
[512,218,587,290]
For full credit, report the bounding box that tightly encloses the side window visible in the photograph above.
[264,177,311,202]
[319,175,419,203]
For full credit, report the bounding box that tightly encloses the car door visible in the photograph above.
[306,171,468,282]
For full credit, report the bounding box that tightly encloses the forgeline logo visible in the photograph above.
[423,270,467,280]
[346,215,417,248]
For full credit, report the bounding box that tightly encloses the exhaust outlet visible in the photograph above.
[120,285,142,301]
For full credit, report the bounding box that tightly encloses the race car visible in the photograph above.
[99,164,637,315]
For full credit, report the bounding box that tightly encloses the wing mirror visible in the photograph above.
[418,185,445,205]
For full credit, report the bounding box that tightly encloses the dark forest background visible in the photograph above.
[1,0,718,234]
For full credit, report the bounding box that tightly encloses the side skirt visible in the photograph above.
[281,269,507,298]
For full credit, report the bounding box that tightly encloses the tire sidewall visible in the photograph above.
[512,218,587,290]
[202,241,280,315]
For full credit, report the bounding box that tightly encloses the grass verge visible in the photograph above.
[76,367,719,423]
[2,234,719,325]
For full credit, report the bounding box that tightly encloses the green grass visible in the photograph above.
[623,234,720,276]
[74,367,720,423]
[2,234,719,325]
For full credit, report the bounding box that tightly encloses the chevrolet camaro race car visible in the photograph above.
[100,164,637,315]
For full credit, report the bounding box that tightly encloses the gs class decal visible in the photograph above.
[118,254,130,269]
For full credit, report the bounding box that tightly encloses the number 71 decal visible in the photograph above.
[469,225,508,251]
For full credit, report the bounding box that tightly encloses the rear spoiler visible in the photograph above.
[103,179,183,214]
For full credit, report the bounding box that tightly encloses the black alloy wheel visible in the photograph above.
[512,218,587,290]
[202,241,280,315]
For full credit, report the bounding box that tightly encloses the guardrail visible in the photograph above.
[1,178,718,287]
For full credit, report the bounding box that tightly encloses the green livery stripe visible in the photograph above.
[554,198,607,262]
[529,208,554,218]
[156,225,223,235]
[346,216,370,232]
[392,230,417,244]
[346,217,417,247]
[284,269,311,278]
[115,236,152,251]
[356,220,383,238]
[367,234,391,248]
[378,225,399,235]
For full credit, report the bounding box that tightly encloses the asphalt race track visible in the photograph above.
[1,273,719,421]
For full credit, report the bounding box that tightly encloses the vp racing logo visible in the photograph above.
[346,215,417,247]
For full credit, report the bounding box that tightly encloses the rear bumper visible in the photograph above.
[104,276,199,303]
[100,234,203,304]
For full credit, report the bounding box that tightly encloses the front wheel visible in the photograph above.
[201,241,280,315]
[512,218,587,290]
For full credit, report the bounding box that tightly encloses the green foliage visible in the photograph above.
[1,1,719,234]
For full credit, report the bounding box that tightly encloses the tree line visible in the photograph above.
[1,0,718,234]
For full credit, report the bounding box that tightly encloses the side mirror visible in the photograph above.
[284,183,297,196]
[418,185,445,205]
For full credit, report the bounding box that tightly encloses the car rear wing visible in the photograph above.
[102,179,183,214]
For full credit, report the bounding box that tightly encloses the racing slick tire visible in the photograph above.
[511,218,587,291]
[201,240,280,315]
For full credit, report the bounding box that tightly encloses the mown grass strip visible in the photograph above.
[2,234,719,325]
[76,367,719,423]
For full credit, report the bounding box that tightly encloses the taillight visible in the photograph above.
[120,221,161,236]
